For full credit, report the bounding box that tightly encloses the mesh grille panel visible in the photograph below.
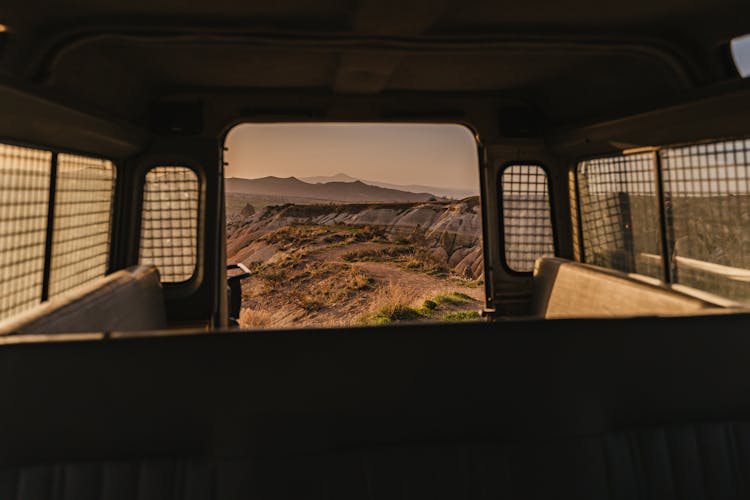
[500,165,555,272]
[48,155,116,297]
[577,154,663,279]
[0,144,51,319]
[139,166,199,282]
[661,139,750,302]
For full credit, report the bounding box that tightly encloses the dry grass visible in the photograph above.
[264,224,335,248]
[343,245,414,262]
[344,245,448,277]
[441,311,481,321]
[402,249,448,276]
[238,309,274,328]
[363,283,425,324]
[359,285,481,325]
[289,263,373,312]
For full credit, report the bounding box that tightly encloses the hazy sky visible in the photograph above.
[224,123,479,190]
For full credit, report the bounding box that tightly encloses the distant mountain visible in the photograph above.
[300,173,358,184]
[299,173,477,199]
[225,176,440,203]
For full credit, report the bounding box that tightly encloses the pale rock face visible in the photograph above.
[240,243,278,264]
[345,208,401,226]
[227,198,484,279]
[448,247,473,268]
[428,246,450,267]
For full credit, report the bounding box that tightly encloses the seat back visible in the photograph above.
[2,421,749,500]
[531,257,727,318]
[0,265,167,335]
[1,315,750,497]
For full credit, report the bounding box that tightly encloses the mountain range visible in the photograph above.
[300,173,477,199]
[225,176,440,203]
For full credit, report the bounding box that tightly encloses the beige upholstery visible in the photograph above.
[0,265,167,335]
[532,257,724,318]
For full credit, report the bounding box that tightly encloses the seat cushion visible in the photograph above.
[0,265,166,335]
[532,257,722,318]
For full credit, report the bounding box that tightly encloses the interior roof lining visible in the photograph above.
[33,31,700,87]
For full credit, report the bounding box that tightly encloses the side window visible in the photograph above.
[661,139,750,301]
[0,144,52,318]
[0,144,116,319]
[577,154,663,279]
[500,164,555,272]
[139,166,200,283]
[49,154,116,297]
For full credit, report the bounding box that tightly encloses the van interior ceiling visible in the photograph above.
[0,0,749,497]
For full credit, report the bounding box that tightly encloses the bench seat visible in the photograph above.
[0,265,167,335]
[532,257,740,318]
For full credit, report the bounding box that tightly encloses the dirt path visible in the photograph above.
[307,240,484,302]
[351,261,484,302]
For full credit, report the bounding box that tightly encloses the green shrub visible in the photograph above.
[441,311,481,321]
[370,305,424,324]
[433,292,473,305]
[422,299,438,310]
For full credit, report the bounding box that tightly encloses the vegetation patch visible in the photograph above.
[402,249,448,276]
[433,291,473,305]
[360,287,480,325]
[422,299,438,311]
[343,245,414,262]
[238,309,274,328]
[263,224,335,247]
[441,311,481,322]
[450,277,484,288]
[370,305,425,324]
[344,245,448,277]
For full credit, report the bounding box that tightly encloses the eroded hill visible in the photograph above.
[227,197,484,328]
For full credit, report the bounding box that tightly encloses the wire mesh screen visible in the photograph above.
[0,144,51,319]
[500,165,555,272]
[577,153,663,279]
[48,154,116,297]
[139,166,199,282]
[661,139,750,302]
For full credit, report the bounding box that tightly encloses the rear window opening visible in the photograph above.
[224,123,484,329]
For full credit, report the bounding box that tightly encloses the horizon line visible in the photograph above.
[225,174,479,192]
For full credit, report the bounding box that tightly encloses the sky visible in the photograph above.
[224,123,479,191]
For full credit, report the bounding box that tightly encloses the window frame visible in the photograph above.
[497,161,559,276]
[44,151,121,300]
[135,163,203,287]
[574,137,750,299]
[574,150,666,281]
